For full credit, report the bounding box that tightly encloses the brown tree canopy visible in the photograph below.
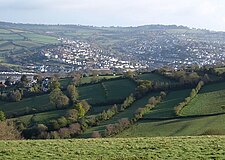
[0,121,21,140]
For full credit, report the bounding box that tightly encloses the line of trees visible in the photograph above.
[93,92,166,138]
[174,81,204,116]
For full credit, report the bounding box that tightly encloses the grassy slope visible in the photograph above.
[143,89,191,119]
[138,73,174,83]
[119,113,225,137]
[16,109,68,126]
[117,89,193,137]
[78,79,136,104]
[88,105,113,115]
[81,92,158,137]
[118,84,225,137]
[1,136,225,159]
[80,75,121,84]
[0,94,54,117]
[181,82,225,116]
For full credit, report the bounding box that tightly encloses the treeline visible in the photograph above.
[21,93,135,139]
[91,92,166,138]
[174,81,204,116]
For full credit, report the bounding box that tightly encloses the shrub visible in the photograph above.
[91,131,102,138]
[0,111,5,121]
[67,85,79,103]
[9,90,22,102]
[57,117,68,128]
[0,121,21,140]
[48,120,60,130]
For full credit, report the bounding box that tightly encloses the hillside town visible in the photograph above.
[40,39,148,72]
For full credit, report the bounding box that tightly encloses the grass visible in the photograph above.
[59,77,72,89]
[80,92,158,138]
[181,82,225,116]
[88,105,113,115]
[78,83,106,104]
[0,28,12,33]
[1,136,225,159]
[21,33,58,44]
[16,109,69,126]
[117,82,225,138]
[78,79,136,104]
[80,75,121,84]
[143,89,191,119]
[0,33,24,41]
[12,41,43,48]
[0,94,55,117]
[118,113,225,137]
[103,79,136,101]
[138,73,176,84]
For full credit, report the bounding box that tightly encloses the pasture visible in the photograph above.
[80,75,121,84]
[16,109,68,126]
[81,92,158,138]
[181,82,225,116]
[0,94,54,117]
[138,72,174,83]
[118,113,225,137]
[1,136,225,159]
[78,78,136,105]
[143,89,191,119]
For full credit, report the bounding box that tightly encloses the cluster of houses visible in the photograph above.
[40,39,148,72]
[114,31,225,69]
[0,73,50,93]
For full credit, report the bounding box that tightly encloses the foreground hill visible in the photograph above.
[0,136,224,159]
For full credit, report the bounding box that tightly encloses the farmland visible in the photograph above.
[1,136,225,159]
[0,27,59,66]
[117,82,225,137]
[143,89,191,119]
[118,113,225,137]
[80,75,121,84]
[0,94,55,117]
[80,92,159,138]
[78,78,136,105]
[138,72,173,83]
[181,82,225,116]
[16,109,69,126]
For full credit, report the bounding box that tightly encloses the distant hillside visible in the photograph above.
[0,21,225,71]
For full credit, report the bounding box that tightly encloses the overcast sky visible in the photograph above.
[0,0,225,31]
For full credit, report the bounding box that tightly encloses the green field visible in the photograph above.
[88,105,113,115]
[0,33,24,41]
[181,82,225,116]
[16,109,68,126]
[81,92,158,137]
[143,89,191,119]
[118,113,225,137]
[1,136,225,159]
[59,77,73,88]
[138,73,174,83]
[13,41,43,48]
[78,79,136,104]
[20,33,58,44]
[0,94,54,117]
[117,83,225,137]
[80,75,121,84]
[0,28,12,33]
